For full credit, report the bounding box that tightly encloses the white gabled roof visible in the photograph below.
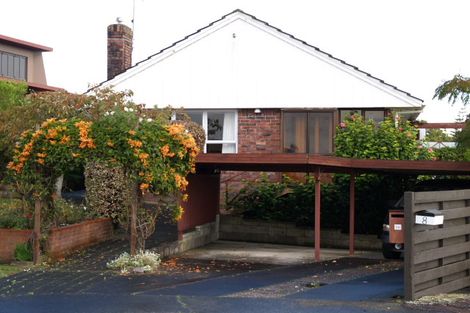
[92,9,423,110]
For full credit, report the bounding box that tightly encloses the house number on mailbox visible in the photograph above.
[419,216,428,224]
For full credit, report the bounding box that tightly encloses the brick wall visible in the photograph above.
[221,109,282,208]
[0,229,32,263]
[47,218,113,260]
[238,109,282,153]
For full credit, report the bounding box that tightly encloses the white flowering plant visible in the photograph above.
[106,250,161,274]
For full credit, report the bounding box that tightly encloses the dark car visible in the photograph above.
[381,178,470,259]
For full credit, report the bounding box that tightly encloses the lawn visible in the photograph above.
[0,264,23,278]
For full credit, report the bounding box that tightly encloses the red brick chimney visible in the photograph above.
[107,23,133,80]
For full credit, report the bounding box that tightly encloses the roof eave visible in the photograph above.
[0,34,53,52]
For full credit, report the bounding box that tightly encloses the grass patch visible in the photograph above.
[0,264,23,278]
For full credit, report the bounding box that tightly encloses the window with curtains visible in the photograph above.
[283,111,333,155]
[185,110,237,153]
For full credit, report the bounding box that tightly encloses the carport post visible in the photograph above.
[349,173,356,256]
[314,168,321,262]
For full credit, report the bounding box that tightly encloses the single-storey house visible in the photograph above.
[93,9,424,198]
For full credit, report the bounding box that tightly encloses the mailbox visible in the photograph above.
[389,210,404,244]
[415,209,444,225]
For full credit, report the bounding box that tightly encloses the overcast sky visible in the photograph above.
[2,0,470,122]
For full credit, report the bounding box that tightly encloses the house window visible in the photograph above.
[283,111,333,154]
[0,51,27,81]
[340,109,385,123]
[364,110,385,123]
[184,110,237,153]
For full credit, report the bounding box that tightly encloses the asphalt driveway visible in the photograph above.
[0,240,468,313]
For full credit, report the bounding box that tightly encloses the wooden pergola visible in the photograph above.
[196,153,470,261]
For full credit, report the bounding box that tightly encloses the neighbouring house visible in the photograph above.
[92,9,424,202]
[0,34,59,92]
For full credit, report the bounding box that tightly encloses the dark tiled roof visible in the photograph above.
[90,9,423,103]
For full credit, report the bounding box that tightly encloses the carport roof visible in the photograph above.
[196,153,470,175]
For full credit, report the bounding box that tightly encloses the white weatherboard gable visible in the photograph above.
[101,11,423,110]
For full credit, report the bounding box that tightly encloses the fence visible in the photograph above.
[404,189,470,300]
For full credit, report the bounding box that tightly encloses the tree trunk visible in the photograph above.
[130,189,138,256]
[55,174,64,198]
[33,199,41,265]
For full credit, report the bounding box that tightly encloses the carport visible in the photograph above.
[194,153,470,262]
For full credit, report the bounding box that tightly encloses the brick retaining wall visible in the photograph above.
[47,218,113,260]
[0,229,33,263]
[219,215,381,250]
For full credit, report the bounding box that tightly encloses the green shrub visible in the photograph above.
[43,198,94,228]
[229,174,287,221]
[433,147,466,161]
[0,80,27,111]
[0,199,32,229]
[335,114,433,160]
[14,242,32,261]
[228,173,415,234]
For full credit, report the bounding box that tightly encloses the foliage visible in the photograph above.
[335,114,433,160]
[228,173,414,234]
[0,80,27,111]
[454,120,470,150]
[172,117,206,150]
[89,109,200,197]
[433,147,466,161]
[0,196,92,230]
[0,81,27,178]
[333,114,431,232]
[5,118,91,200]
[14,242,33,261]
[0,87,157,180]
[44,198,95,228]
[425,129,454,142]
[106,250,161,274]
[84,161,130,224]
[434,74,470,105]
[229,174,288,221]
[0,203,32,229]
[0,198,31,230]
[4,87,203,254]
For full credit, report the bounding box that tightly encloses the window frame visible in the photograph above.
[184,109,238,154]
